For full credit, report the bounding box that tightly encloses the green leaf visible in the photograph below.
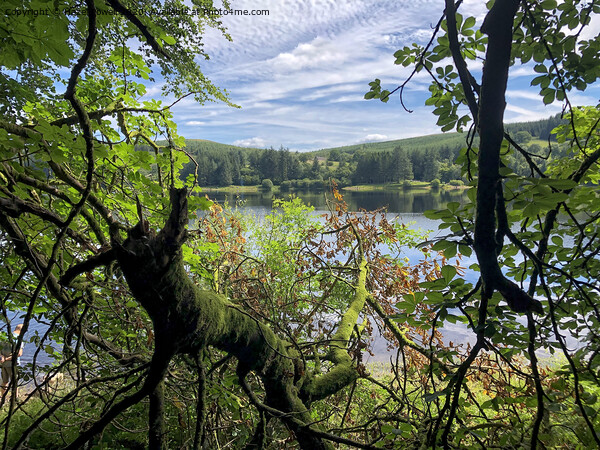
[542,89,556,104]
[443,243,457,258]
[441,265,457,282]
[458,244,472,257]
[531,75,547,86]
[446,201,460,213]
[396,301,416,314]
[463,16,476,30]
[163,35,176,45]
[582,393,598,405]
[380,424,394,434]
[425,388,450,403]
[484,323,497,338]
[523,202,540,218]
[426,291,445,303]
[538,178,577,190]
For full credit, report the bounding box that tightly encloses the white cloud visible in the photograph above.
[504,104,561,123]
[141,83,165,98]
[185,121,206,126]
[271,37,346,71]
[358,134,388,143]
[329,94,366,103]
[506,90,544,102]
[249,101,274,109]
[506,88,598,121]
[509,66,536,78]
[232,137,268,148]
[161,0,596,150]
[299,83,364,102]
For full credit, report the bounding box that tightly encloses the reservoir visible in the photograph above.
[207,188,476,362]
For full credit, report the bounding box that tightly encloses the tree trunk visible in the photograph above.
[115,188,331,449]
[149,380,166,450]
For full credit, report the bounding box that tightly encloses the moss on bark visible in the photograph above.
[115,188,341,449]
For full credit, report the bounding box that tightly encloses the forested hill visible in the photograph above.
[312,114,563,156]
[169,114,565,188]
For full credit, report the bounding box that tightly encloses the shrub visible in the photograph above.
[242,174,260,186]
[431,179,441,188]
[261,179,274,191]
[309,179,325,190]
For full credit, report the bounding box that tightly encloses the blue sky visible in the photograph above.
[152,0,600,151]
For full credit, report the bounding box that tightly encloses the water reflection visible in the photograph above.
[17,189,471,369]
[205,188,479,360]
[206,188,470,214]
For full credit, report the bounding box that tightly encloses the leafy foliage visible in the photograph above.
[0,1,455,447]
[365,0,600,447]
[1,0,599,448]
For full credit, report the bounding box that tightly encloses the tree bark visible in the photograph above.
[474,0,542,314]
[149,380,166,450]
[114,188,332,449]
[475,0,521,297]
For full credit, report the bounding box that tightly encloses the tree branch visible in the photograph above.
[105,0,171,59]
[473,0,542,314]
[445,0,479,124]
[60,249,118,286]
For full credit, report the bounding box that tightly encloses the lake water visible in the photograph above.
[207,188,477,361]
[206,187,469,214]
[205,188,583,362]
[208,187,474,270]
[8,187,566,373]
[206,188,472,262]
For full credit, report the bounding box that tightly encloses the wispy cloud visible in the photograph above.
[232,137,268,148]
[504,104,561,123]
[162,0,585,151]
[299,83,365,102]
[329,95,368,103]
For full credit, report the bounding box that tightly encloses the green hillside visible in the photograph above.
[180,133,467,157]
[179,132,468,160]
[181,114,562,157]
[183,139,262,154]
[311,132,468,156]
[170,114,565,188]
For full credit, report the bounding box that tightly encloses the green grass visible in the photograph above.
[201,181,468,193]
[202,185,264,193]
[312,132,470,157]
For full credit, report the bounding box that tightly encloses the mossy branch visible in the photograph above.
[301,225,368,402]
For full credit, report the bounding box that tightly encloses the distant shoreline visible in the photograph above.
[200,182,470,194]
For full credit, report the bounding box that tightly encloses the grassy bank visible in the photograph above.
[342,181,469,192]
[201,185,264,194]
[200,181,469,194]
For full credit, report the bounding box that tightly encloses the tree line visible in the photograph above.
[176,144,462,187]
[170,114,565,188]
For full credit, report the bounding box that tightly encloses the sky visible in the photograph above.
[155,0,600,151]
